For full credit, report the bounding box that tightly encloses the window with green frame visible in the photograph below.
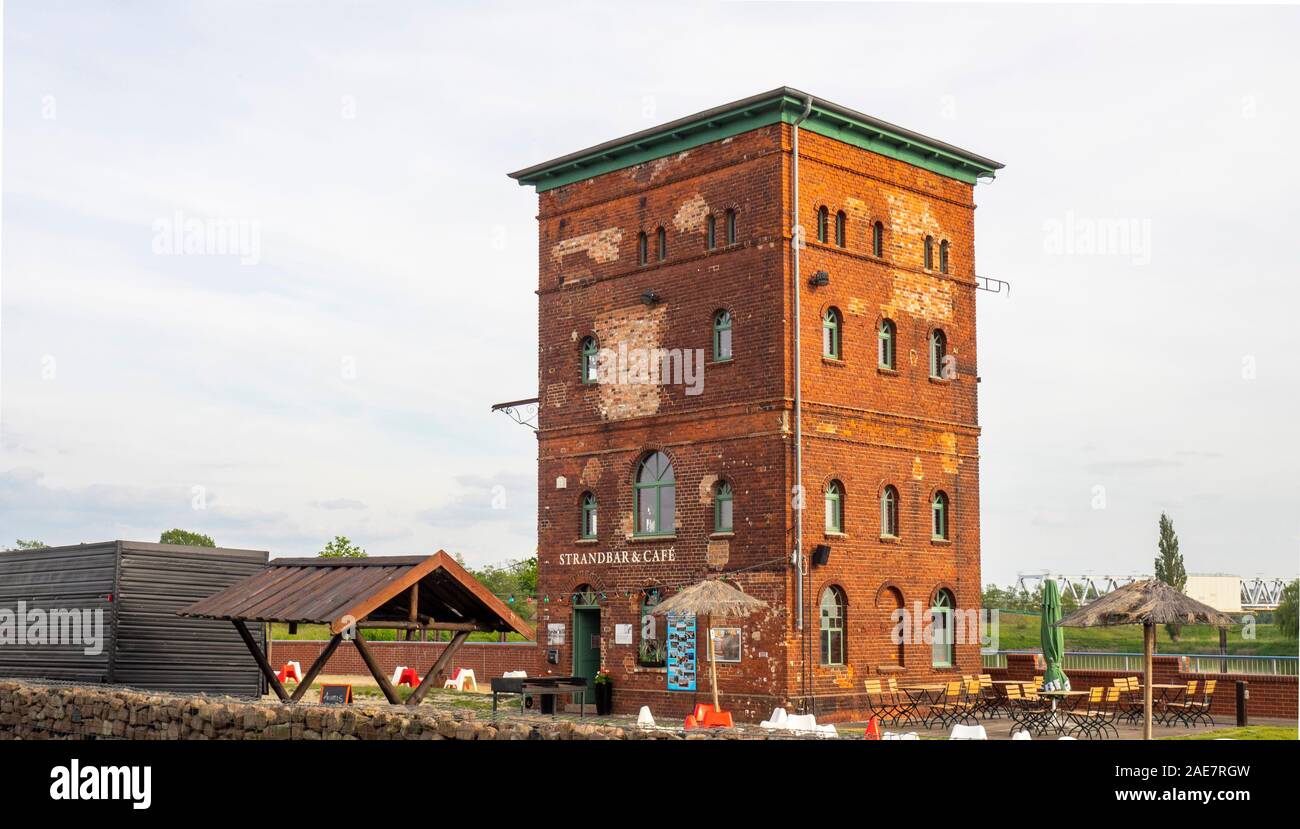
[634,451,675,536]
[924,235,934,270]
[881,485,899,538]
[656,226,667,261]
[580,492,597,539]
[638,232,648,266]
[714,480,733,532]
[725,209,737,245]
[939,239,950,274]
[822,307,841,359]
[580,336,599,384]
[931,589,954,667]
[824,480,844,533]
[932,490,950,540]
[878,318,895,369]
[835,211,846,247]
[872,221,884,257]
[819,586,846,666]
[712,309,732,361]
[706,214,716,250]
[816,206,829,243]
[929,329,947,379]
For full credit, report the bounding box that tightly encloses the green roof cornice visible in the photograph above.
[508,87,1004,191]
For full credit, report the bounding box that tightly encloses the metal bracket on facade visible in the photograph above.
[976,275,1011,295]
[491,397,539,431]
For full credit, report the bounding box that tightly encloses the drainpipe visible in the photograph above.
[791,94,813,638]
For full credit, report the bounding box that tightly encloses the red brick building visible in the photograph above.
[508,88,1003,723]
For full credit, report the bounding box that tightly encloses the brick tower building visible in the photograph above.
[508,88,1003,723]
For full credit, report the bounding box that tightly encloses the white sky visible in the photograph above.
[2,1,1298,586]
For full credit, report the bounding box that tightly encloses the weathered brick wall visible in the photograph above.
[528,110,985,724]
[987,652,1298,720]
[269,640,537,681]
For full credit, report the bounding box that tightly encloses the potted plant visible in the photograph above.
[593,667,613,715]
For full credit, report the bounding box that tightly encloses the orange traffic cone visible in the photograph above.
[864,716,881,740]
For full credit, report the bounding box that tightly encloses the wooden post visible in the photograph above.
[352,633,401,704]
[233,619,289,702]
[290,633,343,703]
[406,583,419,641]
[406,630,472,706]
[708,617,720,712]
[1143,621,1155,740]
[1218,626,1228,674]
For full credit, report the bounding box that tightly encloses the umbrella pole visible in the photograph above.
[1143,621,1154,741]
[709,621,720,712]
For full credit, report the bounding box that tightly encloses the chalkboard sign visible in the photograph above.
[319,684,353,704]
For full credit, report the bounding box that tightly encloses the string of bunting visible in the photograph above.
[497,555,788,605]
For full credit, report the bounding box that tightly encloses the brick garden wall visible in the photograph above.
[269,640,537,682]
[987,652,1297,721]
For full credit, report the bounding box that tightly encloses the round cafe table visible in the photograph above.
[1037,689,1088,734]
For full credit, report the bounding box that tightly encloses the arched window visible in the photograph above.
[817,206,829,243]
[725,209,737,245]
[878,318,895,370]
[939,239,950,274]
[872,222,884,257]
[705,214,716,250]
[580,492,598,539]
[835,211,847,247]
[573,583,599,607]
[656,226,667,261]
[929,329,947,379]
[822,307,841,360]
[824,480,844,534]
[880,586,905,665]
[713,309,732,361]
[932,490,950,540]
[638,232,648,266]
[635,451,675,536]
[924,235,935,270]
[580,336,599,384]
[819,586,846,666]
[881,485,899,538]
[714,480,733,533]
[638,588,667,666]
[931,589,955,667]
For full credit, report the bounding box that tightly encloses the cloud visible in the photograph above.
[312,498,367,511]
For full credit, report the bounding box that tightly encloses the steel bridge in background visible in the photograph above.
[1015,572,1291,611]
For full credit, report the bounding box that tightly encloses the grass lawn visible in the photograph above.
[280,678,497,715]
[1162,726,1297,740]
[994,612,1294,656]
[269,622,529,643]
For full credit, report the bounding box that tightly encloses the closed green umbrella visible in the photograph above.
[1040,579,1069,691]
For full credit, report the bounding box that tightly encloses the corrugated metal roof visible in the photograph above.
[180,551,533,638]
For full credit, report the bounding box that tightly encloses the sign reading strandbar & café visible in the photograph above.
[556,547,676,566]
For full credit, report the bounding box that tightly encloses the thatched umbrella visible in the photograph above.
[652,579,768,713]
[1058,579,1232,739]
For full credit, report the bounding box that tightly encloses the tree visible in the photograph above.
[1154,512,1187,641]
[465,556,537,623]
[318,535,367,558]
[159,529,215,547]
[9,539,47,550]
[1277,579,1299,641]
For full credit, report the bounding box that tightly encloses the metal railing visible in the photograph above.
[982,650,1297,676]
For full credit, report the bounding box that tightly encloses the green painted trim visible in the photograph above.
[512,90,1001,192]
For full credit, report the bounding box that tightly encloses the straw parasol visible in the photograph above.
[1058,579,1232,739]
[651,579,768,713]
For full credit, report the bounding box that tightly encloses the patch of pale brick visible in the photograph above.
[550,227,623,265]
[672,193,709,234]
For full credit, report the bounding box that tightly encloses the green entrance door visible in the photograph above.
[572,607,601,692]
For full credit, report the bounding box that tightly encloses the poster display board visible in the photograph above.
[666,612,696,691]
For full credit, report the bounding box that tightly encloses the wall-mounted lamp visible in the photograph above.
[641,289,661,305]
[811,544,832,566]
[808,271,830,288]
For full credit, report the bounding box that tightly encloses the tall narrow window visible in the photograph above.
[714,480,733,533]
[725,209,737,245]
[713,309,732,361]
[638,232,648,266]
[824,480,844,534]
[820,586,846,666]
[872,222,884,257]
[878,318,895,370]
[817,206,829,243]
[580,492,598,539]
[835,211,847,247]
[635,451,675,536]
[931,589,954,667]
[929,329,947,379]
[881,485,899,538]
[656,227,667,261]
[939,240,950,274]
[932,490,950,540]
[924,235,934,270]
[580,336,599,384]
[638,588,667,667]
[822,307,841,359]
[705,215,716,250]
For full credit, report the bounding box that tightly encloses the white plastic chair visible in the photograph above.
[1011,729,1033,741]
[502,670,527,678]
[391,665,408,685]
[442,668,478,692]
[949,724,988,740]
[760,707,789,729]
